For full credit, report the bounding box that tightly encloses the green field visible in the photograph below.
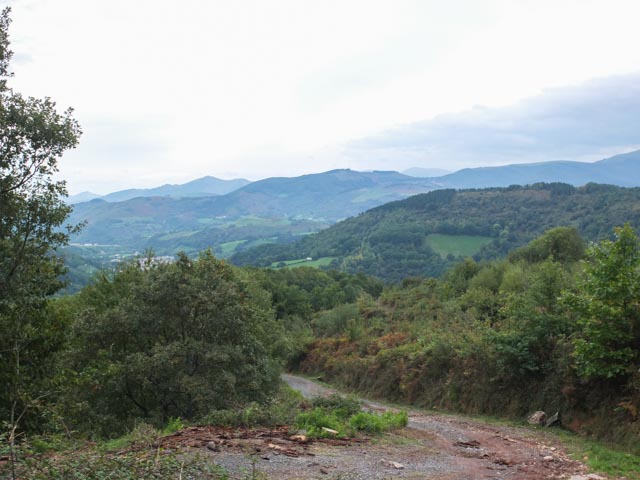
[425,234,493,258]
[218,239,247,257]
[270,257,336,269]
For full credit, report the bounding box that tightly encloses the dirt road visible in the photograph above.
[175,375,604,479]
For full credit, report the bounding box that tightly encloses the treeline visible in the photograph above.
[294,225,640,450]
[231,183,640,282]
[1,252,382,440]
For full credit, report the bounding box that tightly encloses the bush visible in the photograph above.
[1,450,227,480]
[295,394,407,438]
[62,252,284,437]
[200,385,304,427]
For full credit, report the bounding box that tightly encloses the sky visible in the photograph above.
[4,0,640,194]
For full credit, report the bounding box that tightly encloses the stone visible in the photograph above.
[545,411,560,427]
[528,411,547,425]
[380,459,405,469]
[543,455,554,462]
[206,442,220,452]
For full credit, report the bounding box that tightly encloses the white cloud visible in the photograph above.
[3,0,640,193]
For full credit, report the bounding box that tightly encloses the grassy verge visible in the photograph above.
[295,394,408,438]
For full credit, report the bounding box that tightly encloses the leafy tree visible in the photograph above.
[509,226,585,264]
[63,253,284,436]
[564,224,640,379]
[0,6,81,438]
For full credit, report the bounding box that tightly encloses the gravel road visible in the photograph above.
[194,374,605,479]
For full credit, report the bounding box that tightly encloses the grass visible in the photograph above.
[554,430,640,480]
[218,239,247,256]
[295,394,408,438]
[270,257,336,269]
[425,233,493,258]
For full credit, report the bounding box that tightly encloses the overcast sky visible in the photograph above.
[4,0,640,194]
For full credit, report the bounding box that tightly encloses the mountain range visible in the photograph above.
[66,150,640,262]
[67,176,251,204]
[423,150,640,189]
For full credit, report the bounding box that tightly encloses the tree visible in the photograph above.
[63,253,284,436]
[0,6,81,438]
[564,224,640,379]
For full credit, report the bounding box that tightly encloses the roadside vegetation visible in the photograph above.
[295,225,640,454]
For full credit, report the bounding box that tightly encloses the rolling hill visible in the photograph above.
[66,169,438,255]
[230,183,640,282]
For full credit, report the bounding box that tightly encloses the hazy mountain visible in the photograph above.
[67,169,437,253]
[100,176,251,202]
[208,169,436,220]
[402,167,451,177]
[428,150,640,188]
[67,191,102,203]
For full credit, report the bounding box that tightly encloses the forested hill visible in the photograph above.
[230,183,640,282]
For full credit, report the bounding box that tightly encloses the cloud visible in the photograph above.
[345,73,640,169]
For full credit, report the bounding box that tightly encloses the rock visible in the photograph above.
[586,475,606,480]
[206,442,220,452]
[528,411,547,425]
[380,459,405,469]
[290,434,308,443]
[545,411,560,427]
[543,455,554,462]
[320,467,329,474]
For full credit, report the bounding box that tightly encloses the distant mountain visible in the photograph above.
[207,169,436,220]
[67,191,102,204]
[428,150,640,189]
[402,167,451,177]
[67,169,437,255]
[230,183,640,283]
[67,151,640,264]
[100,176,251,202]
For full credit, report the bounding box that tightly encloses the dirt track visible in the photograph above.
[165,375,608,479]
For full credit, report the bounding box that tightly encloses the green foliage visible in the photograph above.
[298,227,640,449]
[295,395,407,438]
[61,252,284,436]
[161,417,184,435]
[233,184,640,283]
[563,224,640,379]
[1,449,227,480]
[199,386,304,427]
[425,233,493,258]
[510,226,585,264]
[315,304,359,337]
[348,411,408,434]
[0,6,81,436]
[310,394,361,418]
